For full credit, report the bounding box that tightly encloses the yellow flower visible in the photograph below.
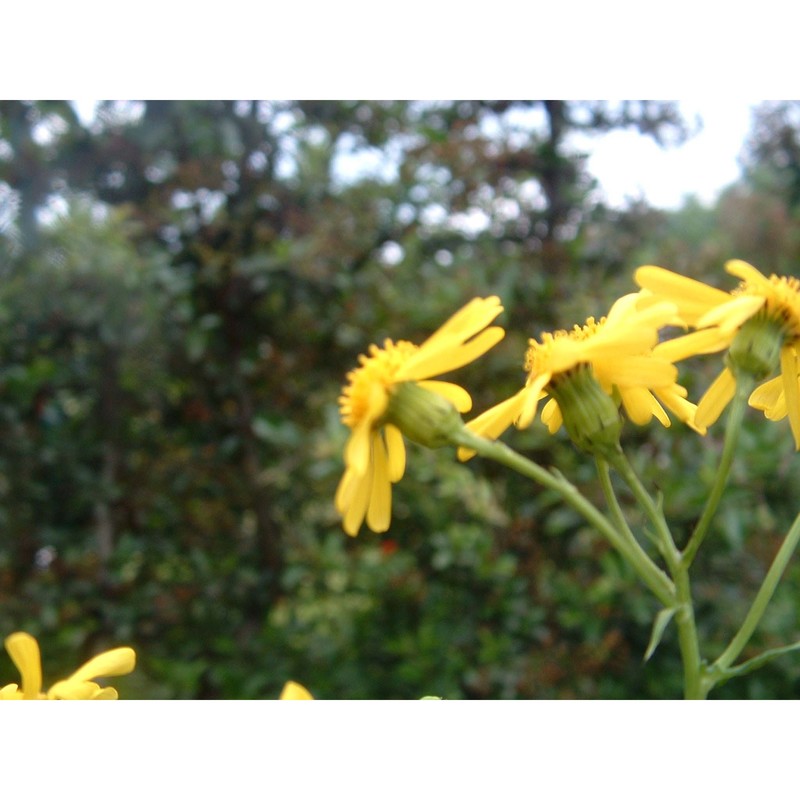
[459,293,699,458]
[635,260,800,446]
[336,297,505,536]
[279,680,313,699]
[0,632,136,700]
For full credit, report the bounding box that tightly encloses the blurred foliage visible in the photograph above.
[0,100,799,699]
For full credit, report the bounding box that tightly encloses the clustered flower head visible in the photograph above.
[636,260,800,447]
[1,632,136,700]
[458,293,701,460]
[336,261,800,538]
[335,297,505,536]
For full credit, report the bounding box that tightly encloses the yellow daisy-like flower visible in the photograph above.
[635,260,800,446]
[335,297,505,536]
[459,293,699,457]
[0,632,136,700]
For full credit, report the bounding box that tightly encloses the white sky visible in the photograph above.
[584,100,759,210]
[71,99,762,212]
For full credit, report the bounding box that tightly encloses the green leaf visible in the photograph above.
[644,607,678,662]
[716,640,800,685]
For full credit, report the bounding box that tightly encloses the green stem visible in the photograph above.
[605,448,704,699]
[595,456,672,580]
[595,456,640,551]
[453,428,675,607]
[673,570,705,699]
[682,377,753,568]
[603,448,680,573]
[711,510,800,677]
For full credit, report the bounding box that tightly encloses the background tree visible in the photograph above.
[5,100,797,700]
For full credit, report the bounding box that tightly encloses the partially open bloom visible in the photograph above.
[0,632,136,700]
[459,293,699,458]
[636,260,800,446]
[336,297,505,536]
[280,681,313,699]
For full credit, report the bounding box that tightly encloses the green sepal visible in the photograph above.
[386,382,464,449]
[727,312,785,382]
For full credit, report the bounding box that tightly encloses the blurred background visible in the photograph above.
[1,99,799,699]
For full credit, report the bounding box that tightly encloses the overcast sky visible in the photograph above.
[585,100,760,210]
[71,99,763,213]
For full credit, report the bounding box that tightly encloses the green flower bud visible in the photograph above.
[386,382,464,449]
[547,365,623,457]
[727,312,785,381]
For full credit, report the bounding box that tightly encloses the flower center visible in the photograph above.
[524,316,606,377]
[339,339,418,429]
[738,275,800,339]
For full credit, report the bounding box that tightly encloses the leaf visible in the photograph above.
[716,640,800,685]
[644,607,678,662]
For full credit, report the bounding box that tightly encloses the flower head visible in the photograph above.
[1,632,136,700]
[459,293,699,458]
[336,297,505,536]
[635,261,800,446]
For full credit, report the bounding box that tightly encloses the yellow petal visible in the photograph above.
[458,389,528,461]
[605,292,641,321]
[418,296,503,350]
[696,368,736,429]
[654,386,705,434]
[653,328,733,362]
[619,386,668,426]
[67,647,136,683]
[634,266,731,324]
[47,679,106,700]
[344,420,372,476]
[780,345,800,450]
[334,466,356,514]
[417,380,472,412]
[401,326,504,381]
[339,461,372,536]
[749,376,786,419]
[517,375,549,429]
[280,681,313,700]
[366,433,392,533]
[597,356,677,388]
[0,683,22,699]
[384,423,406,482]
[696,295,765,333]
[540,398,563,434]
[725,259,770,287]
[634,290,686,327]
[5,632,42,700]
